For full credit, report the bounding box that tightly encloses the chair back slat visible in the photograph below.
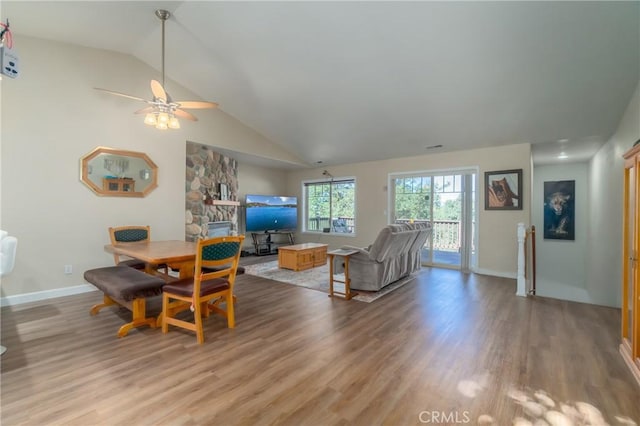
[195,236,244,281]
[201,241,241,261]
[108,225,151,266]
[113,228,149,242]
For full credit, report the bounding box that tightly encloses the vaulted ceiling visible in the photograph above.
[4,1,639,167]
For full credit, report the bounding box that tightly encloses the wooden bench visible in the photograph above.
[84,265,166,337]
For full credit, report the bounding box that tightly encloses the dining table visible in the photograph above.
[104,240,197,279]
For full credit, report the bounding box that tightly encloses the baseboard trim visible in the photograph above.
[472,267,517,280]
[1,284,97,307]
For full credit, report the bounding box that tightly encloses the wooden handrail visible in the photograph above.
[525,225,536,295]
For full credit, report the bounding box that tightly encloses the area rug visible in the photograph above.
[242,260,415,303]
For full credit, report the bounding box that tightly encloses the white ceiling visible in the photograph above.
[4,1,639,167]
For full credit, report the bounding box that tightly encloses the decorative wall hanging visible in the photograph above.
[543,180,575,240]
[80,147,158,197]
[484,169,523,210]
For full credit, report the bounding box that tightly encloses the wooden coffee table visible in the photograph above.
[278,243,328,271]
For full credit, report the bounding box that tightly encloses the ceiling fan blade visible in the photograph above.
[134,106,156,115]
[176,100,219,109]
[94,87,147,102]
[174,109,198,121]
[150,80,167,102]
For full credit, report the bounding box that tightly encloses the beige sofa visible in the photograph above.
[337,222,432,292]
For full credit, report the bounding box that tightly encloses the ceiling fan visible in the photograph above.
[94,9,218,130]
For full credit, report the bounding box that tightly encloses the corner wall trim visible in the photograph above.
[1,284,97,307]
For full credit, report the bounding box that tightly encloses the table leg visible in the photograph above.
[144,263,156,275]
[179,261,195,279]
[328,253,356,300]
[328,254,335,297]
[343,256,352,300]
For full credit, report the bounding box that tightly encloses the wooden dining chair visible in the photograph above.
[108,225,168,275]
[161,235,244,344]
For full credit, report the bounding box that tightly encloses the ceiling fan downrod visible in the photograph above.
[155,9,170,89]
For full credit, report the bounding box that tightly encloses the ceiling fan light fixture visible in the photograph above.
[156,121,168,130]
[168,116,180,129]
[144,113,157,126]
[157,112,170,124]
[144,110,180,129]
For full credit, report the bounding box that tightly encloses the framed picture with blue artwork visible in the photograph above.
[543,180,575,240]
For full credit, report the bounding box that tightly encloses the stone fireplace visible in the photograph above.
[185,142,238,242]
[208,221,231,237]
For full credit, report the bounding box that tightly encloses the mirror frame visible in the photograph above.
[80,147,158,197]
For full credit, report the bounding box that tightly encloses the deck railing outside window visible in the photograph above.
[395,219,460,252]
[307,217,355,233]
[307,217,463,252]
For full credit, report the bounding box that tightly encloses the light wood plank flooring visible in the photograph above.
[1,267,639,425]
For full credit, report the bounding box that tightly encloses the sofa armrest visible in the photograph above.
[339,245,371,256]
[331,245,372,274]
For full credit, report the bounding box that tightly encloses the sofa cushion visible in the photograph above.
[368,225,415,262]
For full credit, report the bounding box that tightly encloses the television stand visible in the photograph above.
[251,231,295,256]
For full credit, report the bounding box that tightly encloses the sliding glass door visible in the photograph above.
[390,169,477,271]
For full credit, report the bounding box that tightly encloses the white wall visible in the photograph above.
[286,143,532,277]
[3,35,635,306]
[0,36,303,300]
[533,163,590,303]
[586,82,640,307]
[529,82,639,308]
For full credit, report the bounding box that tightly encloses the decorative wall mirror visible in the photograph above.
[80,147,158,197]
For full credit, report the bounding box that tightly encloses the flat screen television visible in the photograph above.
[245,194,298,232]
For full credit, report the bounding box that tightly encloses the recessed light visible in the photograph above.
[425,144,443,150]
[558,153,568,159]
[557,139,569,143]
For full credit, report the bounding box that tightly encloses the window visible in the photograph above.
[390,169,477,271]
[303,178,356,234]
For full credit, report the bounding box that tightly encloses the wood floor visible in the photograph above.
[1,267,639,425]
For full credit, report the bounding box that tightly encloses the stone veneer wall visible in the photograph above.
[185,142,238,242]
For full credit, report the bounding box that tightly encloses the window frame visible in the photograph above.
[302,176,357,237]
[388,167,479,271]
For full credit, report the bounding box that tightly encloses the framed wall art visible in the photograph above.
[484,169,523,210]
[543,180,575,240]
